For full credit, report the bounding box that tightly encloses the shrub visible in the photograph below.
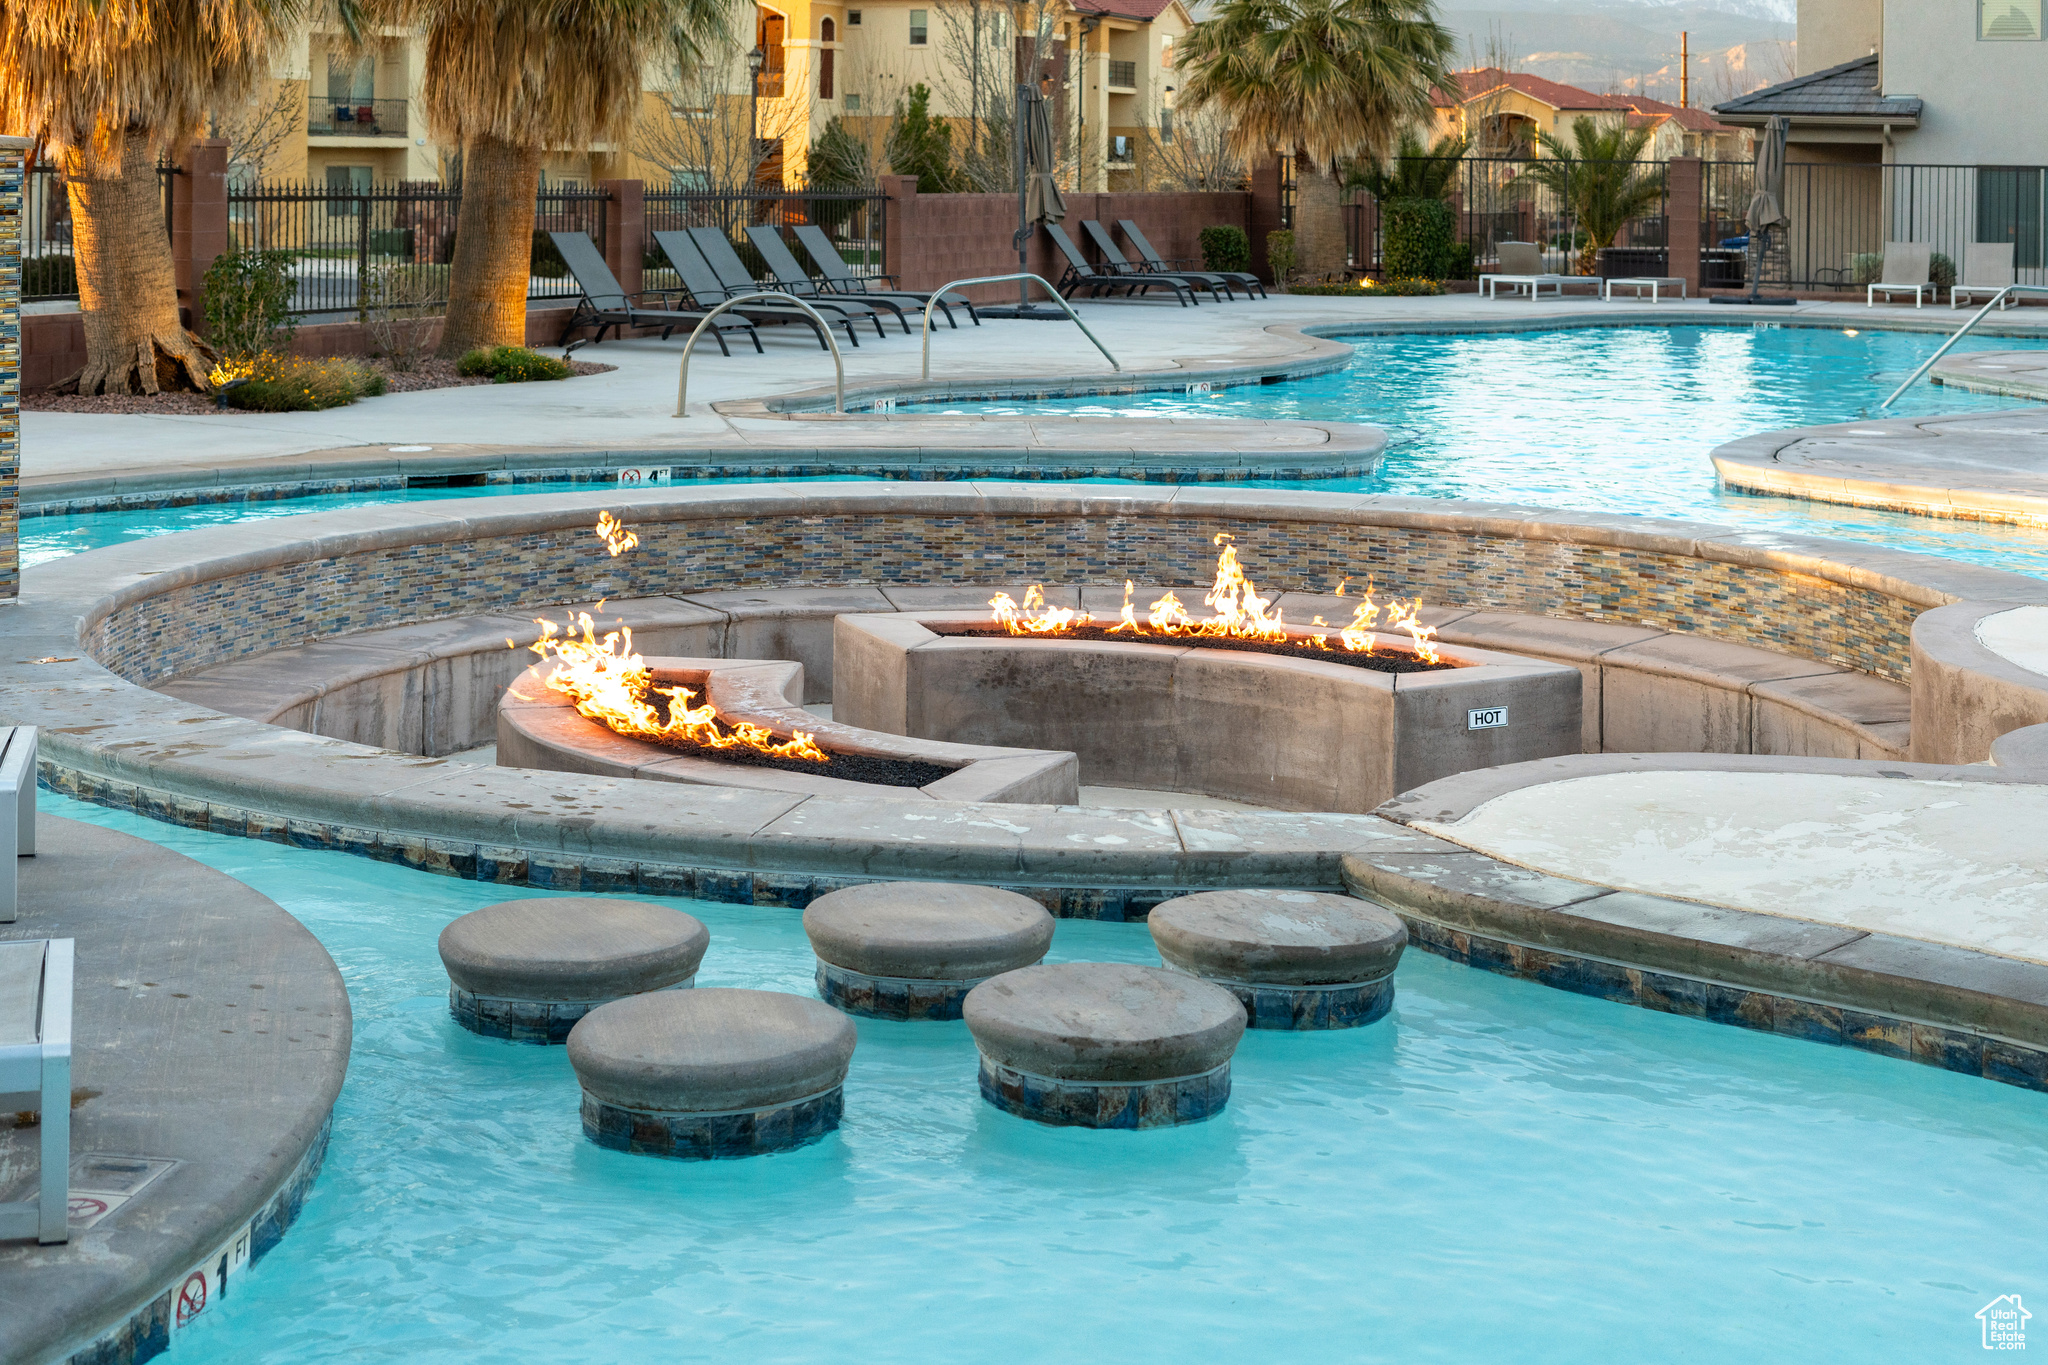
[1446,240,1477,281]
[1931,251,1957,289]
[1849,252,1884,285]
[203,250,298,359]
[1382,198,1455,281]
[1199,225,1251,274]
[212,353,387,411]
[360,264,446,372]
[23,254,77,297]
[1288,277,1446,297]
[1265,229,1297,284]
[456,345,572,383]
[530,230,571,279]
[886,84,957,192]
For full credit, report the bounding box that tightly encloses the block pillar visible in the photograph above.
[601,179,644,298]
[881,175,918,289]
[1666,157,1703,294]
[172,139,230,333]
[0,136,25,601]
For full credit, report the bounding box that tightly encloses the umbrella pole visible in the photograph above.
[1015,84,1030,309]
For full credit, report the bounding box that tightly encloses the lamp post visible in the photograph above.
[747,44,766,184]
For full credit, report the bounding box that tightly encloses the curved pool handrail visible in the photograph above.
[920,273,1119,380]
[675,292,845,417]
[1880,283,2048,409]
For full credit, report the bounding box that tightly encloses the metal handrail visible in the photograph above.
[675,291,845,417]
[920,273,1119,380]
[1881,283,2048,408]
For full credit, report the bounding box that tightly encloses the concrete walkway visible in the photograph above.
[0,816,349,1365]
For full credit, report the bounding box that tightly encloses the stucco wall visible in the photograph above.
[1884,3,2048,164]
[1798,0,1882,74]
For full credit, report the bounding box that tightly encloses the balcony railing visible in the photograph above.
[308,98,407,139]
[1106,60,1137,90]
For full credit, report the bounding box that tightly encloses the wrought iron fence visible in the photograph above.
[22,161,177,302]
[1704,160,2048,292]
[643,185,887,296]
[221,179,608,315]
[1350,156,1668,279]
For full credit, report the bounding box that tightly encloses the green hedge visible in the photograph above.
[1382,198,1455,282]
[1199,225,1250,274]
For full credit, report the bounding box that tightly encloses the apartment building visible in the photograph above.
[1431,69,1748,162]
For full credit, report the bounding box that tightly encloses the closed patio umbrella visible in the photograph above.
[1732,115,1794,305]
[982,83,1068,318]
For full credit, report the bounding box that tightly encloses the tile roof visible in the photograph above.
[1711,55,1923,123]
[1431,68,1634,112]
[1071,0,1176,19]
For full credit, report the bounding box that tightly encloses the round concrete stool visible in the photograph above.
[803,881,1055,1021]
[963,963,1245,1129]
[568,989,857,1159]
[438,898,709,1043]
[1148,889,1406,1031]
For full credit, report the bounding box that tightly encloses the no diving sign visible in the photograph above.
[1468,707,1508,731]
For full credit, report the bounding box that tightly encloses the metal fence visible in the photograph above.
[642,185,887,295]
[23,162,177,302]
[1349,156,1668,279]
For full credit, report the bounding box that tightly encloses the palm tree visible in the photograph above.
[1178,0,1455,278]
[347,0,730,356]
[1515,116,1665,276]
[1350,129,1467,201]
[0,0,305,393]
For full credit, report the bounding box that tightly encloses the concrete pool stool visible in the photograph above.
[803,881,1056,1020]
[568,989,857,1158]
[438,897,710,1043]
[1148,889,1408,1030]
[963,963,1246,1129]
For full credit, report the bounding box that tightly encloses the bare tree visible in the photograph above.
[636,39,812,191]
[1459,22,1525,156]
[1134,99,1242,190]
[209,79,303,186]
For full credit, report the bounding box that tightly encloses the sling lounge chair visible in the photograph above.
[1046,223,1195,305]
[1867,242,1934,307]
[650,231,855,349]
[1481,241,1573,300]
[686,226,898,337]
[1117,219,1265,299]
[791,224,979,326]
[1951,242,2017,309]
[742,225,916,331]
[1080,220,1227,302]
[548,231,760,354]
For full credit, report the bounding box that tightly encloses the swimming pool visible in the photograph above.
[912,323,2048,577]
[52,791,2044,1363]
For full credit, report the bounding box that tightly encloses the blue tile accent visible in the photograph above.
[580,1087,842,1159]
[976,1057,1231,1129]
[816,961,976,1020]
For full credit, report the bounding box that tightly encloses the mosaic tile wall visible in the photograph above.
[86,510,1923,685]
[0,144,21,601]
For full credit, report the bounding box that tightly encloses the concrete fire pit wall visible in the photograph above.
[832,614,1582,812]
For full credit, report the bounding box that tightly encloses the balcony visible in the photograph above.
[308,98,407,139]
[1106,60,1137,91]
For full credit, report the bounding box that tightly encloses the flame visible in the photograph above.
[595,511,639,557]
[991,535,1441,664]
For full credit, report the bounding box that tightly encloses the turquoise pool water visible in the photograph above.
[913,323,2048,577]
[51,792,2046,1363]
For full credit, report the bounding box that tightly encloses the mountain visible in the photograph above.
[1438,2,1797,109]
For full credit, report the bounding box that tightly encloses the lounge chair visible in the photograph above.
[685,226,899,337]
[650,231,857,350]
[791,224,980,326]
[1080,220,1228,302]
[1117,219,1266,299]
[1045,223,1196,305]
[742,225,916,332]
[1867,242,1934,307]
[547,231,761,355]
[1481,241,1578,300]
[1951,242,2017,309]
[1,936,73,1245]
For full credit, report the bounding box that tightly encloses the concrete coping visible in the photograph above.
[437,898,710,1002]
[801,882,1054,980]
[963,963,1247,1083]
[566,988,857,1114]
[1148,888,1408,986]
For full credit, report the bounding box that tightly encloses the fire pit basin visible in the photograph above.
[834,612,1582,813]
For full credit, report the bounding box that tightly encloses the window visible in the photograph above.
[820,46,835,99]
[324,163,372,217]
[325,52,374,104]
[909,8,927,44]
[989,11,1008,47]
[845,93,862,111]
[756,8,786,98]
[821,16,834,39]
[1980,0,2042,38]
[1979,167,2044,267]
[1159,106,1173,145]
[670,168,709,191]
[847,8,860,21]
[1161,35,1174,69]
[1110,135,1134,164]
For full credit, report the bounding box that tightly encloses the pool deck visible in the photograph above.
[0,816,349,1365]
[22,293,2048,508]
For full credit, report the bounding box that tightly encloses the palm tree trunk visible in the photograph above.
[439,133,545,356]
[1293,163,1347,281]
[57,135,215,395]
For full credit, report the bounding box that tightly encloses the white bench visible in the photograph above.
[0,726,37,924]
[0,937,74,1244]
[1603,276,1688,302]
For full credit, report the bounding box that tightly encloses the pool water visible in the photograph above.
[51,793,2047,1364]
[913,324,2048,577]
